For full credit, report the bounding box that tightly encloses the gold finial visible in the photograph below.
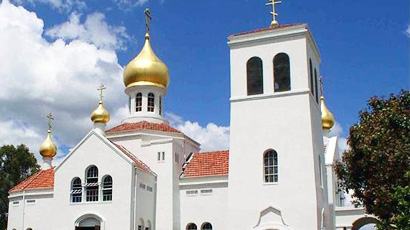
[265,0,282,27]
[144,8,152,34]
[47,112,54,131]
[40,113,57,158]
[97,84,106,102]
[91,84,110,124]
[321,96,335,130]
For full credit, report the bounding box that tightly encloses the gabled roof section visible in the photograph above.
[229,23,304,37]
[182,150,229,178]
[9,168,54,193]
[106,121,181,134]
[113,143,156,176]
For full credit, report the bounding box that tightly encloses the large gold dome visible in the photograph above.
[39,130,57,158]
[320,96,335,130]
[91,101,110,124]
[123,33,170,89]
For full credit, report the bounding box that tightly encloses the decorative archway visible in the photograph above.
[351,217,378,230]
[75,213,104,230]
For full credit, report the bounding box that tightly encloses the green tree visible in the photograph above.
[335,90,410,229]
[0,144,40,230]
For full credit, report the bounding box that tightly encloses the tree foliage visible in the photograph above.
[0,144,40,230]
[335,90,410,229]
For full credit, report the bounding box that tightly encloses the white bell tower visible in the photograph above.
[227,23,331,230]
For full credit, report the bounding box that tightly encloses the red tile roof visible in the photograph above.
[9,168,54,192]
[106,121,181,134]
[113,143,156,176]
[182,150,229,178]
[230,23,304,37]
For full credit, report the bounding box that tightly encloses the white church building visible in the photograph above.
[7,6,376,230]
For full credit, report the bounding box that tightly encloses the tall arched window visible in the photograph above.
[273,53,291,92]
[264,150,278,183]
[187,223,197,230]
[102,175,113,201]
[309,59,314,96]
[86,166,99,202]
[148,93,155,112]
[136,93,142,112]
[314,68,319,103]
[201,222,212,230]
[247,57,263,95]
[159,96,162,115]
[71,177,82,203]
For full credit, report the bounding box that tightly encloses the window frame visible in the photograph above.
[263,149,278,184]
[246,56,264,96]
[136,93,142,112]
[273,53,291,92]
[147,93,155,112]
[102,175,113,201]
[71,177,82,203]
[85,165,99,202]
[186,223,197,230]
[201,222,212,230]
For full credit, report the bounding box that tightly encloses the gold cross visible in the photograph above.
[319,76,324,96]
[47,112,54,131]
[265,0,282,27]
[144,8,152,33]
[97,84,106,101]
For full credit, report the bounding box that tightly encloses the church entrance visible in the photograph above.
[76,216,101,230]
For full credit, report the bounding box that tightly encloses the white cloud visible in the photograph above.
[0,1,129,163]
[113,0,150,11]
[46,12,130,50]
[406,24,410,37]
[166,112,230,152]
[11,0,86,13]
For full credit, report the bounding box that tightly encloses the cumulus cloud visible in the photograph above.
[166,112,230,152]
[12,0,86,13]
[0,0,128,163]
[46,12,130,50]
[113,0,149,11]
[406,24,410,37]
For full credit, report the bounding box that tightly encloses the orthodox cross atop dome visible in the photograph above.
[144,8,152,33]
[47,112,54,131]
[97,84,106,102]
[265,0,282,27]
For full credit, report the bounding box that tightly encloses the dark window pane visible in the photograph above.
[247,57,263,95]
[274,53,291,92]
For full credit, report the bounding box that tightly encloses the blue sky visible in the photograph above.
[0,0,408,158]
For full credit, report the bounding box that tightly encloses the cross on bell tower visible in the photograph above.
[265,0,282,27]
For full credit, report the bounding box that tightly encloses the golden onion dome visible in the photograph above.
[321,96,335,130]
[91,101,110,124]
[39,130,57,158]
[123,33,170,89]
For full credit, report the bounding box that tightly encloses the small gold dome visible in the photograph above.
[321,96,335,130]
[91,101,110,124]
[39,130,57,158]
[123,33,170,89]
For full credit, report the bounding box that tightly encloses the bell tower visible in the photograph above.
[226,15,331,230]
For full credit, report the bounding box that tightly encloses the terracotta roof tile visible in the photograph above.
[9,168,54,192]
[230,23,304,37]
[113,143,156,176]
[182,150,229,178]
[106,121,181,134]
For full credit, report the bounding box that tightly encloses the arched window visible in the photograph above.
[71,177,82,203]
[273,53,291,92]
[148,93,155,112]
[264,150,278,183]
[159,96,162,115]
[201,222,212,230]
[86,166,99,202]
[314,68,319,102]
[102,175,113,201]
[309,59,314,96]
[145,220,152,230]
[138,219,145,230]
[247,57,263,95]
[136,93,142,112]
[128,97,131,112]
[186,223,197,230]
